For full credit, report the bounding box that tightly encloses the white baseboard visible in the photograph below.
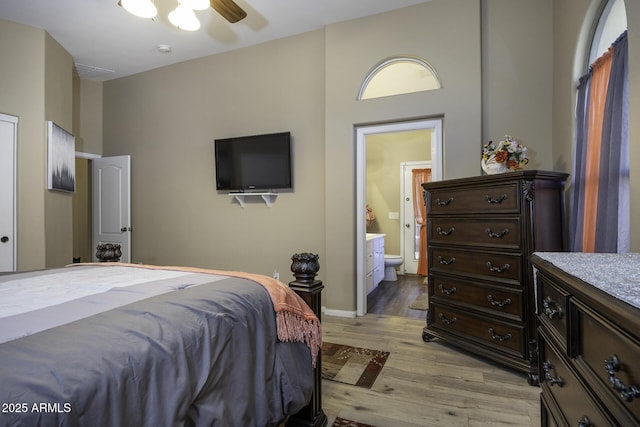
[322,306,357,318]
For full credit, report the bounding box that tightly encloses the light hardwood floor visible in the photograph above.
[367,275,428,319]
[321,314,541,427]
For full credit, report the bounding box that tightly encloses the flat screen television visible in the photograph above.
[214,132,292,191]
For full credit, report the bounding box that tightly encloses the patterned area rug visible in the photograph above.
[332,417,377,427]
[409,293,429,310]
[322,342,389,388]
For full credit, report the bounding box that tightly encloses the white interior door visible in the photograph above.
[92,155,131,262]
[401,162,431,275]
[0,114,17,272]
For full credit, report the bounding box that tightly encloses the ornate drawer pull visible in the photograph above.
[438,256,456,265]
[486,261,510,273]
[487,327,512,342]
[435,197,453,206]
[542,296,563,320]
[486,228,509,238]
[438,313,457,325]
[438,284,457,295]
[542,361,564,387]
[436,226,455,236]
[577,416,591,427]
[487,294,512,307]
[604,355,640,402]
[484,194,507,204]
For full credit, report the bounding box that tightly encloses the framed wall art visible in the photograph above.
[47,121,75,192]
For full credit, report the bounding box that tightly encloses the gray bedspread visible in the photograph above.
[0,267,312,427]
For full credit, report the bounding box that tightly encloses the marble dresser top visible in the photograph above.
[533,252,640,310]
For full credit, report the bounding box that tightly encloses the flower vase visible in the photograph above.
[481,156,509,175]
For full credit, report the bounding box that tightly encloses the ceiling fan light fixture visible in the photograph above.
[168,5,201,31]
[120,0,158,19]
[177,0,210,11]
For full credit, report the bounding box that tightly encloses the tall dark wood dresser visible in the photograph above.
[421,171,568,385]
[532,253,640,427]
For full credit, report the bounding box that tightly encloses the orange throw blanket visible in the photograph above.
[70,263,322,366]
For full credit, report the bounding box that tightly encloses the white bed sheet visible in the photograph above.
[0,266,191,318]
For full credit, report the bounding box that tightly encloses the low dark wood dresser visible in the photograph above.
[421,170,568,385]
[532,252,640,427]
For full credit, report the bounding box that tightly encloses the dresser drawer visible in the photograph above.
[430,248,522,284]
[431,303,525,357]
[540,393,561,427]
[427,183,519,214]
[536,273,570,351]
[574,300,640,424]
[428,217,521,249]
[430,273,523,321]
[539,331,612,427]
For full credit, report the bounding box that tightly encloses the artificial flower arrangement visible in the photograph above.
[482,135,529,171]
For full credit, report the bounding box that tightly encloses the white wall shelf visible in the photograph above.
[229,192,278,207]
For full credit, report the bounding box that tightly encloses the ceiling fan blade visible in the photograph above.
[210,0,247,23]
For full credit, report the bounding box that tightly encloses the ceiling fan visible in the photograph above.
[210,0,247,23]
[119,0,247,28]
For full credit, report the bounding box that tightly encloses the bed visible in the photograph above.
[0,255,325,427]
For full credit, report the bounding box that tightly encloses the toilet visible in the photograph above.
[383,254,403,281]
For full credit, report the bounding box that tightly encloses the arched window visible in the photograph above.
[588,0,627,65]
[570,0,629,253]
[358,57,441,101]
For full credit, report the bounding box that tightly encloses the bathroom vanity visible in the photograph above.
[532,252,640,426]
[421,171,568,384]
[366,233,385,295]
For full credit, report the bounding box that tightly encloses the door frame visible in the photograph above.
[355,118,443,316]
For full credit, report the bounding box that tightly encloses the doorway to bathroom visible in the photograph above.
[355,118,443,316]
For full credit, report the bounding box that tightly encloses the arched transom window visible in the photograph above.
[358,57,441,100]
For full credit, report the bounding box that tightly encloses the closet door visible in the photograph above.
[0,113,17,272]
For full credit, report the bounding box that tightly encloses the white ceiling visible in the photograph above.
[0,0,431,81]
